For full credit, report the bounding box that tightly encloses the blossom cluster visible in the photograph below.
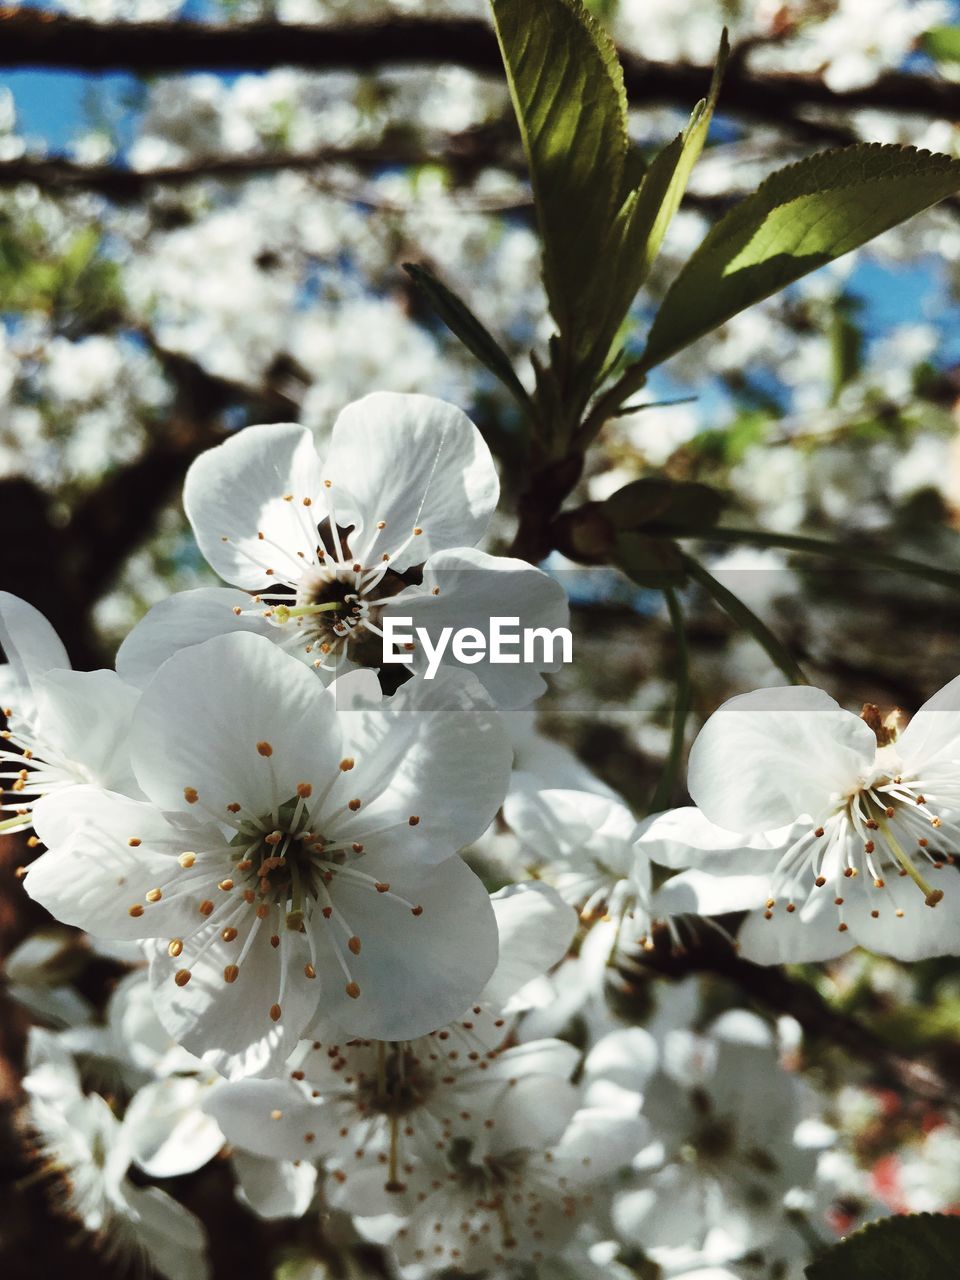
[5,391,960,1277]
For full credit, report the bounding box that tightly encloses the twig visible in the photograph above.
[1,11,957,131]
[617,934,960,1109]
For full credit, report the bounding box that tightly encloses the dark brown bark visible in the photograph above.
[1,11,958,127]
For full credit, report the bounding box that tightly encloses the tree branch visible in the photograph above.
[2,11,958,126]
[0,137,528,202]
[616,934,960,1110]
[0,148,749,225]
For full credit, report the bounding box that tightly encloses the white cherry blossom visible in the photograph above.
[26,632,510,1077]
[609,1012,823,1271]
[20,1029,210,1280]
[206,1029,581,1218]
[503,785,656,950]
[0,592,141,837]
[117,392,569,707]
[203,880,578,1213]
[677,684,960,962]
[379,1103,647,1273]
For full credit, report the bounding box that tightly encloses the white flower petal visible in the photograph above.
[583,1027,659,1097]
[653,869,773,917]
[232,1152,318,1220]
[203,1079,316,1160]
[147,911,318,1080]
[184,422,326,589]
[326,669,511,864]
[116,587,275,688]
[132,632,342,820]
[688,686,877,832]
[0,591,70,699]
[548,1107,648,1184]
[488,1068,580,1152]
[102,970,198,1076]
[316,852,499,1040]
[636,805,796,873]
[504,711,617,796]
[481,881,577,1013]
[324,393,498,569]
[736,897,851,965]
[846,872,960,959]
[32,669,142,797]
[123,1078,224,1178]
[896,672,960,772]
[504,787,641,865]
[614,1165,707,1250]
[117,1183,210,1280]
[27,788,195,940]
[387,548,569,708]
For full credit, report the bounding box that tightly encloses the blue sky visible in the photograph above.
[8,70,124,145]
[4,25,960,372]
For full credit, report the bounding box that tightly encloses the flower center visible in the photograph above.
[146,746,426,1023]
[0,708,79,837]
[765,765,956,930]
[357,1043,437,1119]
[220,486,427,674]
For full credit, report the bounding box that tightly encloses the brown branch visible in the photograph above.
[0,136,525,201]
[2,11,959,126]
[616,934,960,1110]
[0,146,750,225]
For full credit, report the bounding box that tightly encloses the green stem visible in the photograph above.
[648,586,691,813]
[0,814,28,833]
[679,526,960,595]
[273,601,342,623]
[576,359,650,448]
[285,858,306,931]
[682,554,808,686]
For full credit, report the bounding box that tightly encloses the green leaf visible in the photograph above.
[922,26,960,63]
[490,0,629,350]
[642,144,960,369]
[603,477,725,533]
[402,262,534,416]
[625,31,728,281]
[578,32,729,372]
[805,1213,960,1280]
